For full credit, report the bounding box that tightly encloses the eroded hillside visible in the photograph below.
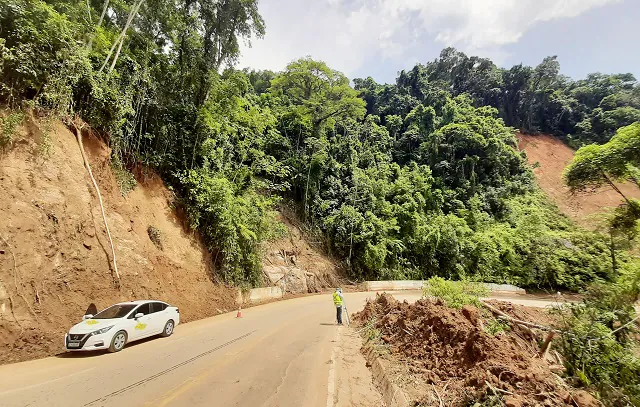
[518,133,640,227]
[0,116,337,364]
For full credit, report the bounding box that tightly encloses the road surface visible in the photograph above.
[0,291,563,407]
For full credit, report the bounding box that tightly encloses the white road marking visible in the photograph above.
[326,326,341,407]
[0,367,96,396]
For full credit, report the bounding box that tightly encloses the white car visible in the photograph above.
[65,300,180,353]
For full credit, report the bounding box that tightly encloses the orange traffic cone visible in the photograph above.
[236,307,243,318]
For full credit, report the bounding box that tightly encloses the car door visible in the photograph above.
[129,303,153,341]
[149,302,168,334]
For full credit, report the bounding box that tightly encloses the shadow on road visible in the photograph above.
[56,335,164,359]
[319,323,338,326]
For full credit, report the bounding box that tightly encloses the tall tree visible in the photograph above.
[197,0,265,103]
[565,123,640,271]
[270,58,366,135]
[565,123,640,199]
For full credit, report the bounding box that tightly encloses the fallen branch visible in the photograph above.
[442,380,451,393]
[554,350,563,364]
[611,315,640,335]
[481,300,560,333]
[31,281,41,304]
[73,120,120,281]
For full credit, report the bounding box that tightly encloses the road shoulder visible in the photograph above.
[333,326,383,407]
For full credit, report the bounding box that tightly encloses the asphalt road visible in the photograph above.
[0,291,563,407]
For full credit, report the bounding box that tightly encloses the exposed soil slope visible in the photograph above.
[0,118,239,364]
[517,133,640,227]
[355,294,596,407]
[0,116,338,364]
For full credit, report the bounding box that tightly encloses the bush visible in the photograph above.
[112,157,137,196]
[147,226,163,250]
[484,319,510,336]
[0,111,24,151]
[557,278,640,406]
[0,0,91,111]
[178,168,285,285]
[422,277,489,309]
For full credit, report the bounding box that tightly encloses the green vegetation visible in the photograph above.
[0,111,24,151]
[361,49,640,147]
[112,157,137,196]
[37,117,53,158]
[560,124,640,405]
[469,395,502,407]
[565,123,640,250]
[422,277,489,309]
[556,276,640,406]
[484,319,510,336]
[0,0,636,292]
[147,226,162,251]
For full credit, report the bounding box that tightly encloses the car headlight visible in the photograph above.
[91,325,114,336]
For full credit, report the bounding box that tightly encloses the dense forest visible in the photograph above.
[367,49,640,147]
[2,0,640,403]
[1,0,639,290]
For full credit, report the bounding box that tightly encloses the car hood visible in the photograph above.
[69,318,119,334]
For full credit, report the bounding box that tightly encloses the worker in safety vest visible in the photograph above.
[333,288,344,325]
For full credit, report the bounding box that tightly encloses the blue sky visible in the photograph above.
[237,0,640,84]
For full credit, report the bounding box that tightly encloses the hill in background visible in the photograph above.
[517,132,640,228]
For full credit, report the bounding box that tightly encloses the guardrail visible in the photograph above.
[365,280,526,294]
[236,286,284,305]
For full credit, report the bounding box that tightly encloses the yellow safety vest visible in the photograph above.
[333,292,343,306]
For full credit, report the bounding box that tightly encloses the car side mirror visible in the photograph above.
[83,314,93,320]
[134,313,144,319]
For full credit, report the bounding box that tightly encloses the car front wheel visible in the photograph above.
[109,330,127,353]
[161,320,174,337]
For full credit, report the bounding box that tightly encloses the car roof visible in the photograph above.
[115,300,169,306]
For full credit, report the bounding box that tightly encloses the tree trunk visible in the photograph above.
[108,0,144,73]
[602,170,632,205]
[74,121,120,281]
[99,0,143,73]
[96,0,109,28]
[88,0,110,50]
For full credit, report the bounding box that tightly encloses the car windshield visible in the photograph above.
[92,304,137,319]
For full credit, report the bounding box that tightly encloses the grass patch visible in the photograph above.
[37,118,53,158]
[0,112,25,152]
[484,318,510,336]
[422,277,489,309]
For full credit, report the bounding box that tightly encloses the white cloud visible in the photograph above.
[236,0,621,77]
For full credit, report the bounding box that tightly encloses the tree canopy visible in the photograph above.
[355,48,640,147]
[0,1,637,290]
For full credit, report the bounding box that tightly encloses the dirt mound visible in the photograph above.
[517,133,640,227]
[0,117,239,364]
[355,294,591,406]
